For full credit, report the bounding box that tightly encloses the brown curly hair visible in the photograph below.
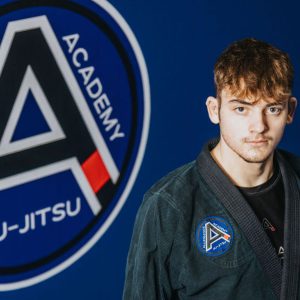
[214,38,293,102]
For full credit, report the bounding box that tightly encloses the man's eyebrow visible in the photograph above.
[228,99,252,105]
[265,101,285,107]
[228,99,286,106]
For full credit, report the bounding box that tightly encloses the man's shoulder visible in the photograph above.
[144,160,202,209]
[148,161,196,191]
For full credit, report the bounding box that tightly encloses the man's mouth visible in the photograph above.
[244,138,270,145]
[247,140,268,143]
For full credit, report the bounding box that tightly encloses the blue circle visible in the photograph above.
[195,216,234,257]
[0,0,150,288]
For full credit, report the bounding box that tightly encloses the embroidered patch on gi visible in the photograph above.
[195,216,234,257]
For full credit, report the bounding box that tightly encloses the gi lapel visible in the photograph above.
[277,151,300,300]
[197,141,282,299]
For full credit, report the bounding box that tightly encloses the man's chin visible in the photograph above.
[237,151,272,164]
[241,157,269,164]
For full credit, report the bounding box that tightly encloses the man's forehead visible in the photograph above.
[220,88,289,104]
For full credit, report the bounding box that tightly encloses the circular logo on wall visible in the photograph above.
[195,216,234,257]
[0,0,150,290]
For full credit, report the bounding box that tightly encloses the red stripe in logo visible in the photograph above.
[81,151,110,193]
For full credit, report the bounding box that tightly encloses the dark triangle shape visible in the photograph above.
[11,90,51,142]
[210,230,217,238]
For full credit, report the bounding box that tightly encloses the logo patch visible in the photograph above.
[262,218,276,232]
[0,0,150,290]
[195,216,234,256]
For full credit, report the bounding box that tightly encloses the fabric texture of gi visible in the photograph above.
[123,140,300,300]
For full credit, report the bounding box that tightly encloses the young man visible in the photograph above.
[123,38,299,300]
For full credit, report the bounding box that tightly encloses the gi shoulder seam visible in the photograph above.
[146,191,181,213]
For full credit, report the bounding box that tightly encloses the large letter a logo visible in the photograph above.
[0,0,150,290]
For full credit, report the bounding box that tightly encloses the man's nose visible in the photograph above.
[249,111,268,133]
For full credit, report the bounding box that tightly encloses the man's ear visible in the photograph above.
[206,96,220,124]
[287,96,297,124]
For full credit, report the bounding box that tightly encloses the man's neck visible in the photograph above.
[210,141,274,188]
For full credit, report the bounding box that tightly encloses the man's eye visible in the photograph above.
[267,107,282,114]
[235,107,245,113]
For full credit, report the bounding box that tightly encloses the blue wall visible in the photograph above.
[2,0,300,299]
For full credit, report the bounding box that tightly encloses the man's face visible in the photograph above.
[207,89,296,163]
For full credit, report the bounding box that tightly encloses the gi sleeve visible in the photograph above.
[123,191,181,300]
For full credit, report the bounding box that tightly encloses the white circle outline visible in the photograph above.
[0,0,150,291]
